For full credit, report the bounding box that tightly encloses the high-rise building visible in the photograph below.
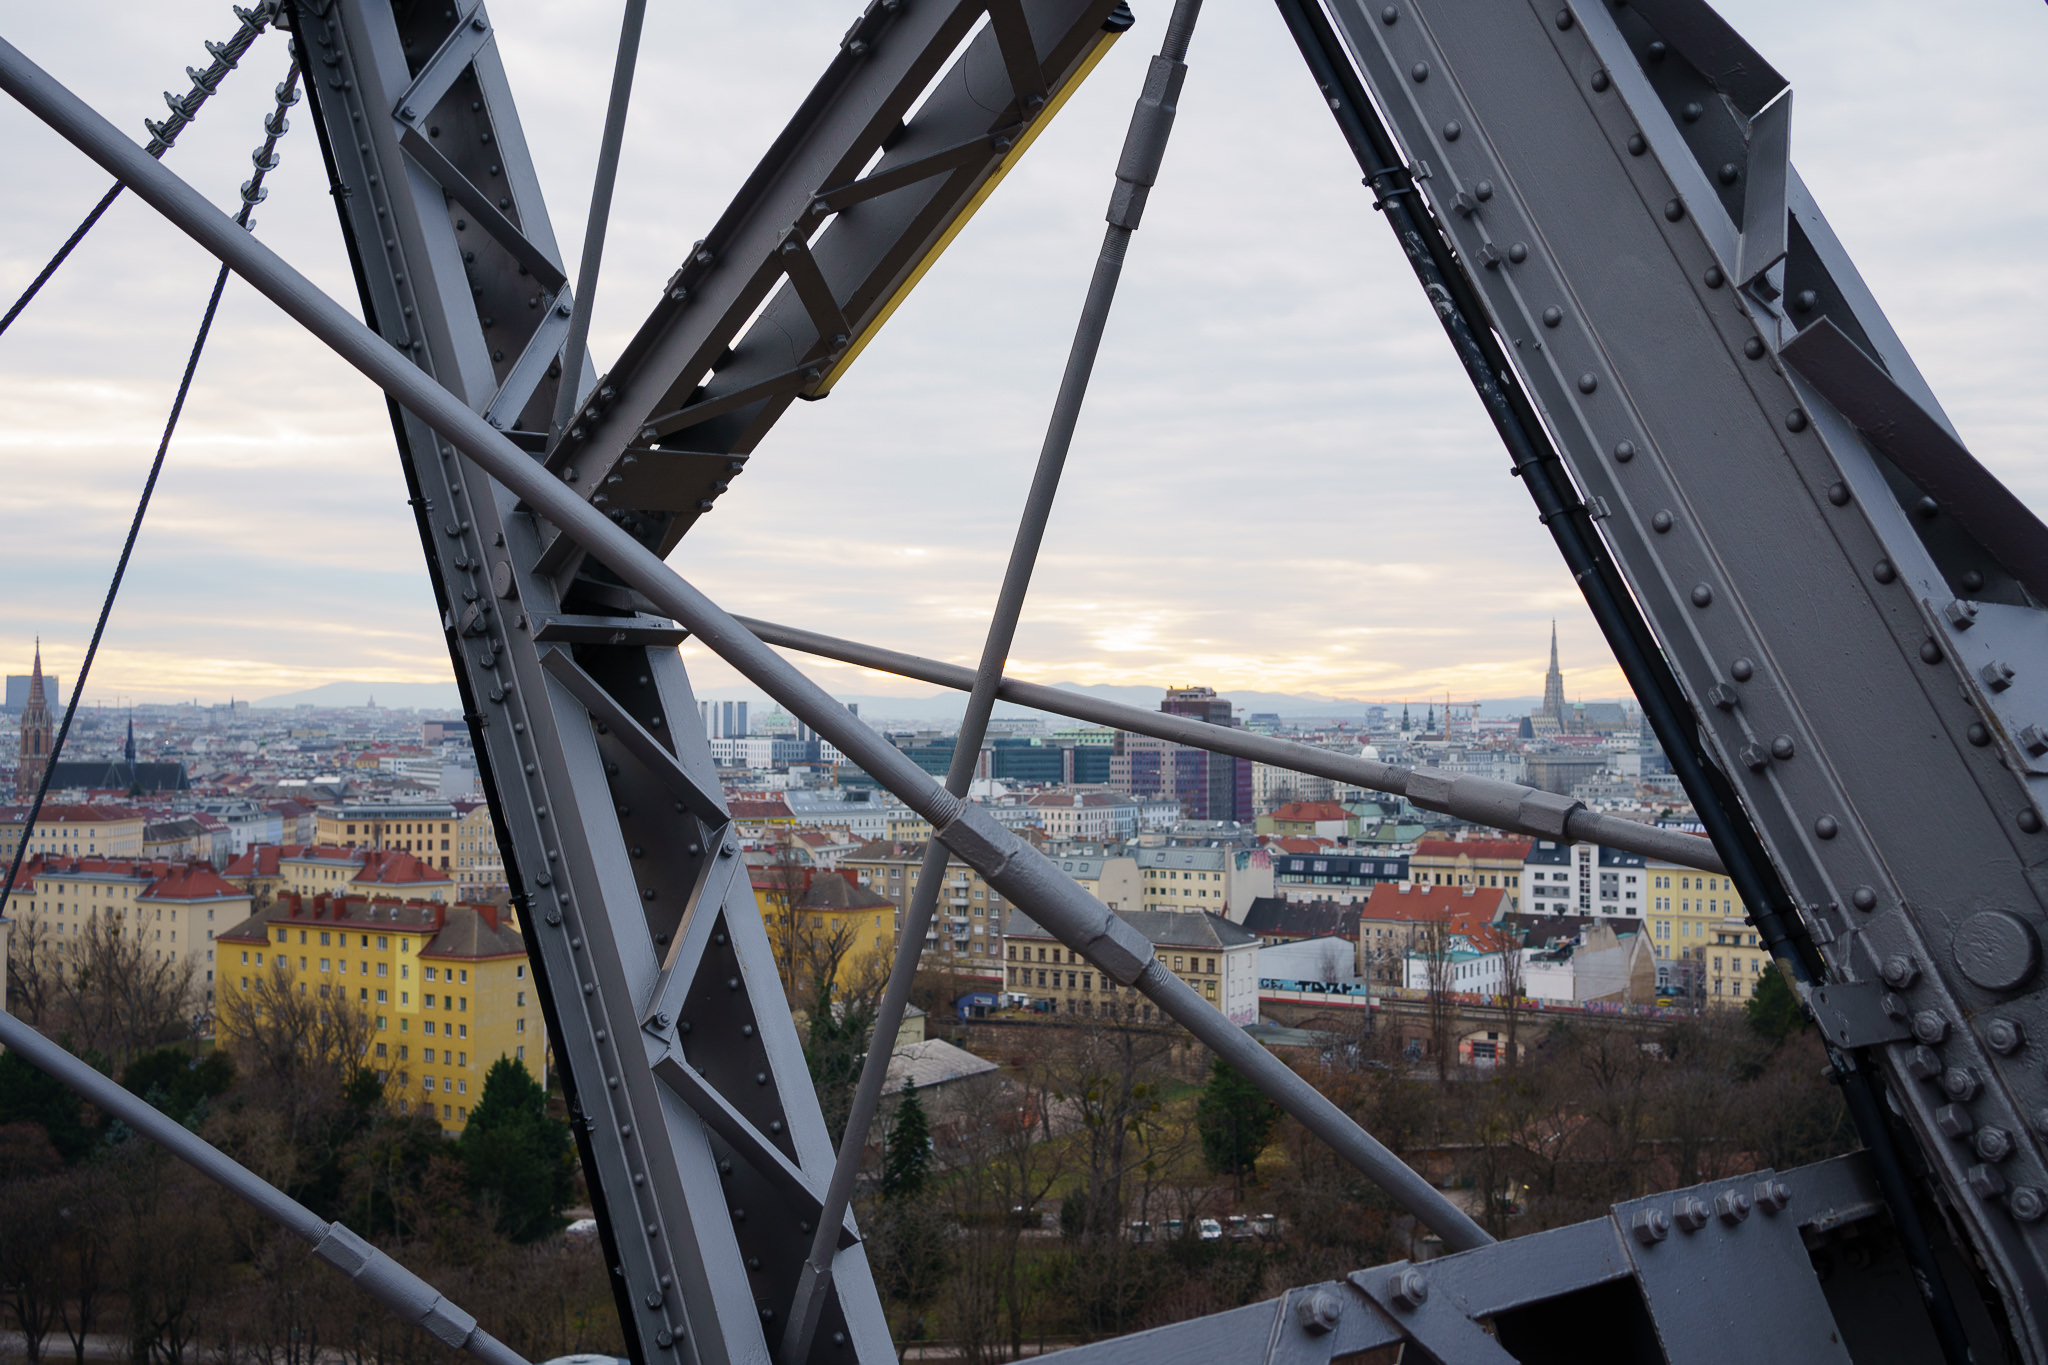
[1110,686,1253,822]
[16,641,52,798]
[698,699,750,740]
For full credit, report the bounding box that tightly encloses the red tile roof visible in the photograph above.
[141,864,248,902]
[729,798,795,820]
[1359,883,1511,931]
[1269,801,1353,823]
[353,849,450,886]
[10,803,142,823]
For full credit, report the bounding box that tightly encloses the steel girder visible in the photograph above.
[289,3,900,1362]
[1306,0,2048,1351]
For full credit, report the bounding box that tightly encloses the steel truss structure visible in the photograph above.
[2,0,2045,1361]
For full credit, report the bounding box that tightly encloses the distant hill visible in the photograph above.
[254,680,465,711]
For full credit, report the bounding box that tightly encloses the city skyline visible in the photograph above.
[0,0,2040,706]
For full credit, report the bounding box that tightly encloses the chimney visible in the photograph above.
[478,903,499,934]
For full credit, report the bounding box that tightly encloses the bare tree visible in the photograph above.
[757,834,812,1003]
[5,912,58,1028]
[41,913,196,1072]
[1498,931,1525,1072]
[214,957,378,1146]
[1421,915,1459,1083]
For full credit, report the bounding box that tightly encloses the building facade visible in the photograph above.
[1134,844,1272,920]
[216,892,539,1133]
[1409,837,1532,911]
[1002,908,1260,1025]
[1520,841,1647,918]
[314,801,460,872]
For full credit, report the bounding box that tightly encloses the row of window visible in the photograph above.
[1009,965,1219,997]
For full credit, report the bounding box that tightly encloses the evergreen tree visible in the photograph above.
[0,1048,95,1162]
[460,1057,575,1242]
[879,1081,931,1201]
[1745,963,1807,1046]
[1196,1057,1281,1180]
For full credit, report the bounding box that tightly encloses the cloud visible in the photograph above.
[0,0,2041,711]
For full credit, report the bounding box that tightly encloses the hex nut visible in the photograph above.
[1968,1163,2007,1199]
[1912,1011,1949,1045]
[1880,955,1919,989]
[1294,1288,1342,1335]
[1936,1104,1974,1139]
[2009,1187,2048,1222]
[1905,1045,1942,1081]
[1753,1180,1791,1215]
[1632,1207,1671,1244]
[1714,1190,1752,1225]
[1985,1018,2024,1055]
[1390,1268,1429,1312]
[1975,1126,2015,1163]
[1673,1196,1709,1233]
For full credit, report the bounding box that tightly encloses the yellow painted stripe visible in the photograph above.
[815,26,1122,395]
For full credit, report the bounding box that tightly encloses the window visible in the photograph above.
[423,1077,435,1091]
[425,1021,436,1036]
[425,967,438,982]
[516,1018,526,1033]
[516,991,526,1007]
[377,962,388,977]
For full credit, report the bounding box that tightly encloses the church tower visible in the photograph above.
[17,640,53,797]
[1540,620,1567,722]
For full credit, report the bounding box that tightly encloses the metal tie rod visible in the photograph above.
[0,1012,531,1365]
[0,34,1489,1254]
[733,615,1726,874]
[783,5,1204,1356]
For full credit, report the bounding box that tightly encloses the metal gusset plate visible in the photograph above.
[294,3,892,1361]
[1320,0,2048,1347]
[530,0,1127,582]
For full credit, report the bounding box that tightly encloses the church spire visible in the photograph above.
[17,638,53,797]
[1540,620,1568,723]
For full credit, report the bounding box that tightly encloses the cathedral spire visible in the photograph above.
[17,638,53,797]
[1540,620,1568,723]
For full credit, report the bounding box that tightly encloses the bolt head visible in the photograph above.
[1976,1126,2015,1163]
[1913,1011,1949,1045]
[1673,1196,1709,1232]
[2009,1187,2048,1222]
[1985,1018,2024,1054]
[1390,1268,1429,1311]
[1936,1103,1974,1139]
[1968,1163,2007,1199]
[1714,1190,1752,1225]
[1880,954,1918,988]
[1632,1206,1671,1244]
[1906,1045,1942,1080]
[1753,1180,1791,1215]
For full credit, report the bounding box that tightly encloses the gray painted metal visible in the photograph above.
[733,613,1726,871]
[531,0,1126,579]
[1322,0,2048,1350]
[0,1013,532,1365]
[784,11,1201,1357]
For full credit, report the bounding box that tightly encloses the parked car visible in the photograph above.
[1198,1218,1223,1241]
[1127,1221,1154,1245]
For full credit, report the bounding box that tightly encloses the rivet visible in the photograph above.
[1664,199,1686,222]
[1814,815,1838,839]
[1985,1018,2024,1054]
[2022,810,2044,835]
[1652,510,1673,533]
[727,977,741,990]
[1912,1011,1949,1045]
[1410,60,1429,82]
[1509,242,1528,263]
[1921,640,1944,665]
[1442,119,1461,140]
[1690,584,1713,607]
[1682,101,1703,122]
[1542,306,1563,327]
[1793,289,1818,313]
[1827,482,1850,506]
[1770,735,1794,760]
[1873,560,1896,584]
[755,1071,769,1085]
[1578,373,1599,394]
[1380,4,1398,21]
[1851,886,1876,912]
[1962,569,1985,591]
[1590,69,1610,92]
[1915,495,1939,520]
[1786,408,1809,432]
[1743,337,1766,360]
[1704,265,1724,288]
[1614,439,1635,462]
[1717,162,1740,185]
[1730,658,1754,682]
[1647,39,1668,61]
[1553,8,1573,29]
[1627,132,1647,156]
[1967,722,1991,747]
[1475,179,1494,201]
[741,1024,755,1037]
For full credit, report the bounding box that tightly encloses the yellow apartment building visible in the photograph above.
[1706,914,1771,1006]
[1,803,147,862]
[454,798,505,899]
[840,840,1006,977]
[216,891,539,1133]
[1408,838,1532,911]
[1645,860,1751,984]
[313,801,459,872]
[791,873,896,979]
[11,856,250,1002]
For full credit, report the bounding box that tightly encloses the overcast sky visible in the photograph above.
[1,0,2043,712]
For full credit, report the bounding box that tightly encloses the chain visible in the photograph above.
[144,2,283,157]
[235,60,301,228]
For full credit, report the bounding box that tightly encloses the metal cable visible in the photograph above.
[0,2,276,340]
[0,63,298,919]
